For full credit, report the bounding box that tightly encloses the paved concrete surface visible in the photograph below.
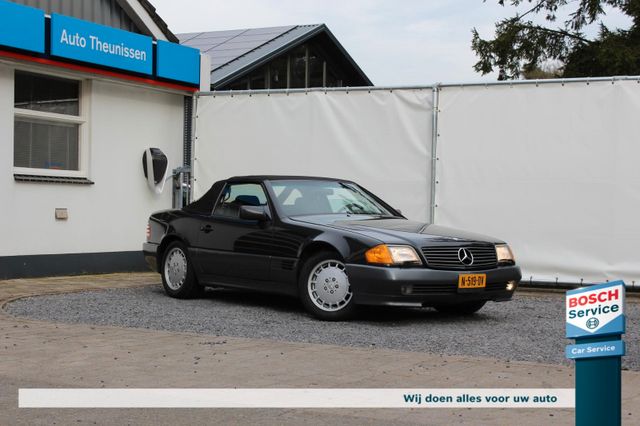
[1,273,639,425]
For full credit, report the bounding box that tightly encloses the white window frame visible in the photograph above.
[12,67,91,178]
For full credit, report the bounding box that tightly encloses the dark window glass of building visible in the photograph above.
[290,45,307,88]
[14,71,81,171]
[269,55,287,89]
[227,78,249,91]
[15,71,79,115]
[326,67,344,88]
[248,67,266,90]
[308,49,324,87]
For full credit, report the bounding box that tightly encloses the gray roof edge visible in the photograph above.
[121,0,179,42]
[212,24,372,87]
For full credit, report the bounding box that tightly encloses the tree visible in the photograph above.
[472,0,640,79]
[522,62,564,79]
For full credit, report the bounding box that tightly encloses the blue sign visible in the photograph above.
[156,40,200,85]
[566,281,625,338]
[0,0,44,53]
[566,339,625,359]
[50,13,153,75]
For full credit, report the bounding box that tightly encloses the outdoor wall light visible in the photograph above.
[142,148,168,194]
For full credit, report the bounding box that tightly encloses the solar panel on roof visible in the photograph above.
[176,26,298,72]
[176,32,202,40]
[195,32,246,40]
[193,29,248,38]
[243,26,295,35]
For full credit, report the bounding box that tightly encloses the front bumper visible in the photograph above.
[345,264,521,306]
[143,242,159,272]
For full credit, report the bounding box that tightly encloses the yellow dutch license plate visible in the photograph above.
[458,274,487,289]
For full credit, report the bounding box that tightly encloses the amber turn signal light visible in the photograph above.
[365,244,394,265]
[365,244,423,265]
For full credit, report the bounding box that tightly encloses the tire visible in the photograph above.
[434,300,486,315]
[298,251,356,321]
[161,241,203,299]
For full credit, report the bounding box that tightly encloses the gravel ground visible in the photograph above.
[6,285,639,370]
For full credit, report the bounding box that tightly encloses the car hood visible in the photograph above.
[289,215,504,245]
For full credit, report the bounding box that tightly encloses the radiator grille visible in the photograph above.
[421,245,497,270]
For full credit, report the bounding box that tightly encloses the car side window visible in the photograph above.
[213,183,268,219]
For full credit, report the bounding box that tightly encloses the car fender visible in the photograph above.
[299,229,382,264]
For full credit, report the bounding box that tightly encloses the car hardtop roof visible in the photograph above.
[226,175,354,184]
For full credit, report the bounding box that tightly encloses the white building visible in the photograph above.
[0,0,208,278]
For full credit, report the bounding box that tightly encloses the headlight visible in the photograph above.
[365,244,422,266]
[495,244,515,263]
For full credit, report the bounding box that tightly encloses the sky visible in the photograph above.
[150,0,633,86]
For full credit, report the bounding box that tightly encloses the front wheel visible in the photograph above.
[161,241,202,299]
[299,251,356,321]
[434,300,486,315]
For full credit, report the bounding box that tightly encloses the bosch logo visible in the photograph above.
[586,317,599,329]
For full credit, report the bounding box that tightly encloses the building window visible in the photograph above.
[269,55,287,89]
[13,71,86,174]
[227,77,249,91]
[248,67,266,90]
[326,66,344,88]
[289,45,307,88]
[14,119,79,170]
[308,48,324,88]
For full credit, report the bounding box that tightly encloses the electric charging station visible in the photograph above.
[566,281,626,426]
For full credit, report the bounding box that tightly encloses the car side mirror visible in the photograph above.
[239,205,269,221]
[396,209,402,215]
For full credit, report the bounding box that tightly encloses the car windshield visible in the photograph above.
[270,180,394,217]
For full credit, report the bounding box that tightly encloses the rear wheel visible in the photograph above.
[434,300,486,315]
[161,241,203,299]
[299,251,356,321]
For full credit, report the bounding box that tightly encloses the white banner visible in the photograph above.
[19,388,574,408]
[435,80,640,285]
[194,89,434,221]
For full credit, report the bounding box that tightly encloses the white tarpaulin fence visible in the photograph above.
[435,79,640,286]
[194,79,640,285]
[194,88,433,221]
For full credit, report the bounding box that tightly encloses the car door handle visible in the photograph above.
[200,224,213,233]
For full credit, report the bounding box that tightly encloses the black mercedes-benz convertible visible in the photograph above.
[143,176,521,320]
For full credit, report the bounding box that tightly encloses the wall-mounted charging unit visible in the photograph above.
[142,148,168,194]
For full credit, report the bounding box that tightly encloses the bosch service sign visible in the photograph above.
[566,281,625,338]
